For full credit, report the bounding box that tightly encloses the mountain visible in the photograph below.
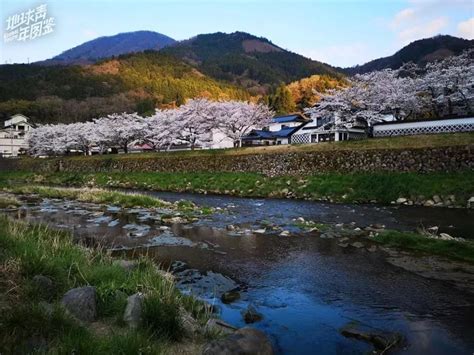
[0,51,249,123]
[345,35,474,75]
[41,31,176,65]
[161,31,343,94]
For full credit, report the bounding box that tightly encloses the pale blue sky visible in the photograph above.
[1,0,473,67]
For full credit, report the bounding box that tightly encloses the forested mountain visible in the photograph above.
[40,31,176,65]
[345,35,473,75]
[161,32,343,95]
[0,52,249,123]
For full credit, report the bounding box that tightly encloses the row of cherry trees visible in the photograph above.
[28,99,273,156]
[306,49,474,129]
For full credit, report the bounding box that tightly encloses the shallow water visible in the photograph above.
[4,192,474,354]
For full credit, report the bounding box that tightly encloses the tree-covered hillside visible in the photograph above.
[162,32,343,94]
[0,52,249,124]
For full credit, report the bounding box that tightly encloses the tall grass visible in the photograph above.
[0,216,209,353]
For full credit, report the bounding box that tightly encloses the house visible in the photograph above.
[372,116,474,138]
[241,114,309,146]
[291,113,367,144]
[0,114,32,157]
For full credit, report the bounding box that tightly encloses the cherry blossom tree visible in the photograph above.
[94,112,146,153]
[213,100,273,147]
[172,99,215,150]
[418,49,474,116]
[66,122,99,155]
[145,109,179,151]
[306,49,474,129]
[28,124,76,156]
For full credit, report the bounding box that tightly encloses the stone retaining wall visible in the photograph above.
[5,145,473,176]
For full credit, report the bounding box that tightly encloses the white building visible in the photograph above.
[291,114,367,144]
[0,114,32,157]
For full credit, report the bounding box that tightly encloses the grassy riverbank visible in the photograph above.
[1,170,473,206]
[2,184,212,215]
[374,231,474,263]
[0,216,212,354]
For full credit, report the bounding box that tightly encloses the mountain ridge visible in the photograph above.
[344,35,474,75]
[39,30,176,66]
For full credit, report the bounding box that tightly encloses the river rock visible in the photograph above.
[61,286,97,322]
[396,197,407,204]
[426,226,439,235]
[351,242,365,249]
[279,230,290,237]
[123,293,144,328]
[433,195,442,204]
[341,326,402,351]
[221,290,241,304]
[205,318,237,335]
[367,245,377,253]
[467,196,474,208]
[203,327,273,355]
[241,305,263,324]
[439,233,455,241]
[423,199,435,207]
[320,232,336,239]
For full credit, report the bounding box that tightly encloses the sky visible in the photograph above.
[1,0,473,67]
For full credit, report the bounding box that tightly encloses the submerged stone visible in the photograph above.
[221,290,241,304]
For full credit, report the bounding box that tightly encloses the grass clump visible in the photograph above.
[0,195,21,208]
[142,294,183,341]
[0,216,210,353]
[6,185,172,209]
[373,230,474,263]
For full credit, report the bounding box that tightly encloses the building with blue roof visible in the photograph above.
[241,113,309,146]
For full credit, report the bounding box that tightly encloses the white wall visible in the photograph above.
[373,117,474,137]
[268,121,300,132]
[209,129,235,149]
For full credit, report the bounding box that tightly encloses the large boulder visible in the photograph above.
[123,293,144,328]
[61,286,97,322]
[203,327,273,355]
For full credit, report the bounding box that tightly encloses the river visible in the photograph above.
[4,191,474,354]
